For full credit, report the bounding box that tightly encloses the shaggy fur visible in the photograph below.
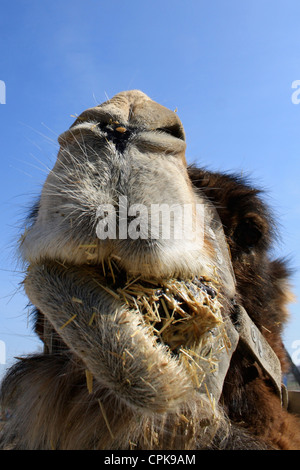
[1,90,300,450]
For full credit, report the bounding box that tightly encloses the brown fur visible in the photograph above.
[189,168,300,449]
[1,91,300,450]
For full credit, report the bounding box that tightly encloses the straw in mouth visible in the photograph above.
[85,256,230,391]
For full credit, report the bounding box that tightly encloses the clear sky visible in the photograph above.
[1,0,300,378]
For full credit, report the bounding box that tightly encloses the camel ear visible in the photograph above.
[232,213,266,251]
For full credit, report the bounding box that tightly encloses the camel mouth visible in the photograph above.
[92,256,225,355]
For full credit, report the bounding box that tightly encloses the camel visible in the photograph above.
[1,90,300,449]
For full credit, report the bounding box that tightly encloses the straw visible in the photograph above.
[59,314,77,330]
[85,369,94,394]
[98,399,115,440]
[85,257,228,394]
[91,258,225,352]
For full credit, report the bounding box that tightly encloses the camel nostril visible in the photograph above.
[98,121,132,153]
[156,123,185,141]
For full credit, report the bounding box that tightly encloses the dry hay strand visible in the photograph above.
[85,369,94,394]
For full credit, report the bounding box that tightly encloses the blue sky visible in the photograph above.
[1,0,300,378]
